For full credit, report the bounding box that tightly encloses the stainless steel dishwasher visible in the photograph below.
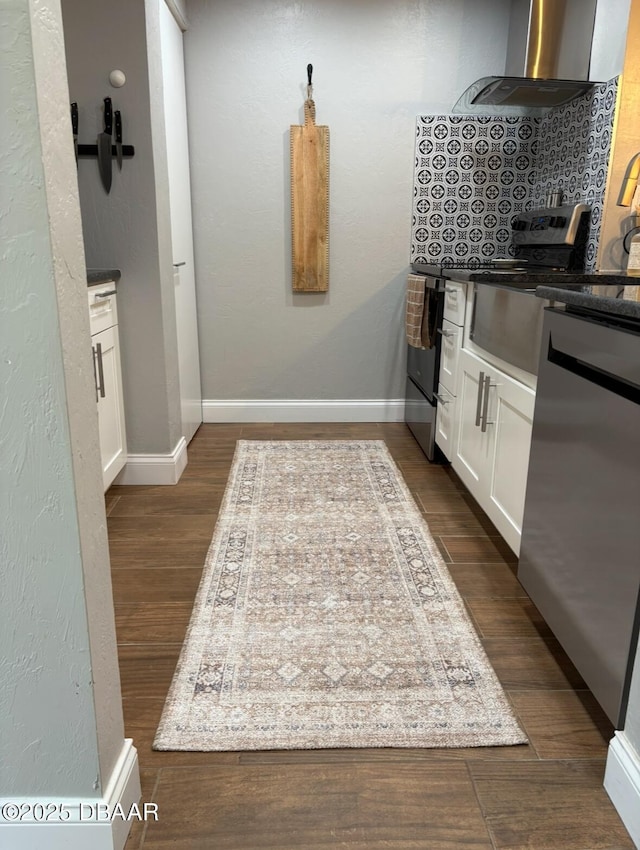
[518,305,640,727]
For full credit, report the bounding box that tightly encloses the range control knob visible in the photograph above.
[550,216,567,228]
[512,220,528,231]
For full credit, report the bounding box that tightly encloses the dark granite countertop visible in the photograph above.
[87,268,121,286]
[467,271,629,287]
[411,262,631,288]
[536,286,640,322]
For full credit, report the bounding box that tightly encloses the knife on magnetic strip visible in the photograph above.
[115,110,123,171]
[71,102,78,165]
[97,97,113,193]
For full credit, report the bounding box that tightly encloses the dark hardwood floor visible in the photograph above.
[107,423,633,850]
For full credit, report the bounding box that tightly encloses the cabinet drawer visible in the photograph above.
[435,384,456,461]
[88,284,118,335]
[439,318,461,395]
[443,281,466,326]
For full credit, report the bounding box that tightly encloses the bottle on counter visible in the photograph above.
[627,230,640,277]
[627,189,640,277]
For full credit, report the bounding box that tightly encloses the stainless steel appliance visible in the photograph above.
[405,273,445,461]
[454,0,598,116]
[518,305,640,727]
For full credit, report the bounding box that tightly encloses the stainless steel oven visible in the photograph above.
[404,273,445,461]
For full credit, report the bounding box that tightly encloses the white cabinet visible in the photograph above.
[88,284,127,491]
[453,348,535,555]
[443,280,467,325]
[435,281,466,461]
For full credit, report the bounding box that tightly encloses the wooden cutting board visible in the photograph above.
[290,98,329,291]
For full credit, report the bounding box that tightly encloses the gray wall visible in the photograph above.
[184,0,510,402]
[1,0,125,796]
[61,0,182,454]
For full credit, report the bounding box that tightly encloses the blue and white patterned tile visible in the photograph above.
[411,115,540,263]
[411,77,619,272]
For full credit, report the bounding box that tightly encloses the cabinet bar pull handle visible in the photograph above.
[96,342,106,398]
[173,261,186,268]
[94,290,117,299]
[92,345,99,403]
[480,375,492,432]
[475,370,485,426]
[437,328,456,338]
[434,392,450,405]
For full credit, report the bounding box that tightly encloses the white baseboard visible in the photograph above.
[604,731,640,848]
[0,739,141,850]
[115,436,188,485]
[202,399,405,423]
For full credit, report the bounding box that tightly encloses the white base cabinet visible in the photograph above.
[452,348,535,555]
[88,284,127,491]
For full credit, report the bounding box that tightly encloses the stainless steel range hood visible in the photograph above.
[453,0,599,116]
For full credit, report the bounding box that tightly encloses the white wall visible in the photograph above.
[184,0,510,403]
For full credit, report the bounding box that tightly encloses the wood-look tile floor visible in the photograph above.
[108,423,633,850]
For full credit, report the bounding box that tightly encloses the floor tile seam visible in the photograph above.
[115,602,195,608]
[109,566,207,571]
[503,691,543,760]
[489,684,592,694]
[105,496,121,516]
[117,642,187,648]
[464,761,501,850]
[137,769,163,849]
[109,512,219,518]
[443,557,518,566]
[140,754,612,771]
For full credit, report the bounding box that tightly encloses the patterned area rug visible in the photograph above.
[154,440,527,751]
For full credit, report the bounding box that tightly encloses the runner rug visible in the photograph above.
[154,440,527,751]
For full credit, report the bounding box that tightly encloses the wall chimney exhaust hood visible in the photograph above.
[453,0,599,116]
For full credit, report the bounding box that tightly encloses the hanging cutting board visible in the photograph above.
[290,96,329,291]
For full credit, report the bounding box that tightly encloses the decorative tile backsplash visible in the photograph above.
[411,78,618,271]
[530,76,618,270]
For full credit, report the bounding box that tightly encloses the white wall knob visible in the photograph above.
[109,70,126,88]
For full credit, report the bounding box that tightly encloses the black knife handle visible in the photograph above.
[115,110,122,144]
[104,97,113,135]
[307,64,313,86]
[71,102,78,135]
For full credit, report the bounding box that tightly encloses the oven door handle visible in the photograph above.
[475,370,485,426]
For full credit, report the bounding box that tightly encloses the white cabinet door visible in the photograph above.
[93,325,127,490]
[454,349,494,494]
[489,374,535,550]
[435,384,456,460]
[160,0,203,445]
[443,281,467,325]
[452,348,535,555]
[439,318,462,394]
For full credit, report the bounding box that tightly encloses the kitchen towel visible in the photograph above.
[406,274,437,349]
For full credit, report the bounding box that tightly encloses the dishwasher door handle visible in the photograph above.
[548,340,640,405]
